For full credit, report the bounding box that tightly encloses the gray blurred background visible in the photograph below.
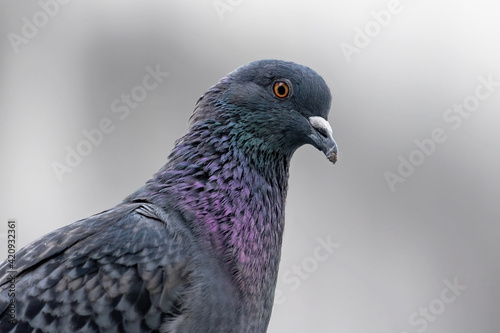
[1,1,499,332]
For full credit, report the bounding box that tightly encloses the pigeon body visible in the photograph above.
[0,59,338,332]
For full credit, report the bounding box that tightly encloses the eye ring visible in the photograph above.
[273,80,291,99]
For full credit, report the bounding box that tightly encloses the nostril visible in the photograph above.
[309,116,333,139]
[315,127,328,139]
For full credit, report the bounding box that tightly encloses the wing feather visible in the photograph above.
[0,202,193,333]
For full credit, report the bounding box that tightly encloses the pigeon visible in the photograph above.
[0,59,338,332]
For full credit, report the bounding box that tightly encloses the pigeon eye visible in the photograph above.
[273,81,290,99]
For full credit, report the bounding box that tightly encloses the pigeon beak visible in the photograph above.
[308,116,338,164]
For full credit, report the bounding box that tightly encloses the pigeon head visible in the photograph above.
[137,60,339,304]
[191,59,338,164]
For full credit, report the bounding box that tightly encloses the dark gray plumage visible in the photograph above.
[0,59,338,332]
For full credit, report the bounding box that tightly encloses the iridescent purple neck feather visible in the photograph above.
[126,59,337,329]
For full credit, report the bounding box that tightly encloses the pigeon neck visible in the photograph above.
[144,119,290,299]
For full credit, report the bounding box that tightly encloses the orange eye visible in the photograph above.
[273,81,290,98]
